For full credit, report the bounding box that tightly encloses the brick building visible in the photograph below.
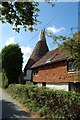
[24,29,80,91]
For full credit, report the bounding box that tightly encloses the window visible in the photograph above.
[33,69,38,76]
[46,53,58,63]
[67,60,80,72]
[78,64,80,71]
[67,61,75,72]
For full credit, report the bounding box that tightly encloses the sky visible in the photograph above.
[0,2,78,69]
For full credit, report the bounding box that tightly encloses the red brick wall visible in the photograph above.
[33,61,80,82]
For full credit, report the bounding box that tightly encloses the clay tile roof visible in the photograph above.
[31,47,70,69]
[24,29,49,70]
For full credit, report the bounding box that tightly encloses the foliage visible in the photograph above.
[0,2,40,32]
[47,30,80,69]
[60,32,80,68]
[2,69,8,89]
[1,44,23,85]
[0,2,55,32]
[7,84,80,119]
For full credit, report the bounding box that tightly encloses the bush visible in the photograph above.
[2,69,8,89]
[2,44,23,84]
[7,84,80,119]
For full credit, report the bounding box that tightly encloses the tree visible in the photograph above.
[2,44,23,85]
[0,2,54,32]
[47,30,80,69]
[0,2,40,32]
[61,32,80,68]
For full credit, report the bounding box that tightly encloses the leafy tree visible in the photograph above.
[47,30,80,68]
[0,2,54,32]
[2,44,23,84]
[61,32,80,68]
[0,2,40,32]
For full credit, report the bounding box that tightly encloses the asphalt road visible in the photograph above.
[0,87,32,120]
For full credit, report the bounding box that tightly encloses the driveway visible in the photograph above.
[0,87,32,119]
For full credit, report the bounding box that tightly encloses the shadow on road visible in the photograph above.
[0,99,31,119]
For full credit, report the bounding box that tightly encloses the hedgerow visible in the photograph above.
[6,84,80,120]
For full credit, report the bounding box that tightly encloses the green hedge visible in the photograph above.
[2,69,8,89]
[7,84,80,120]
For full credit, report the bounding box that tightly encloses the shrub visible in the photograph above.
[2,69,8,89]
[2,44,23,84]
[7,84,80,119]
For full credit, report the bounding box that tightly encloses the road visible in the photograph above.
[0,87,32,120]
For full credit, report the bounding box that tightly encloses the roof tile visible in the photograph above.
[31,48,70,69]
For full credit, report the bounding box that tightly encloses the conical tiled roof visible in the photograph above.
[24,29,49,72]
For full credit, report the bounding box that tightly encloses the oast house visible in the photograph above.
[24,29,80,92]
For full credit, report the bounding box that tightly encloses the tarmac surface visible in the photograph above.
[0,87,32,120]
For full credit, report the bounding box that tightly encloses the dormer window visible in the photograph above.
[46,53,58,63]
[67,60,80,72]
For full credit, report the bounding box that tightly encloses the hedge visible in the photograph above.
[6,84,80,120]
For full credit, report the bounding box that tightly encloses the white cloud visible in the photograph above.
[47,26,65,34]
[21,46,33,70]
[5,36,15,46]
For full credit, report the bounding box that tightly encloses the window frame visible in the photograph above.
[67,60,80,73]
[33,69,39,76]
